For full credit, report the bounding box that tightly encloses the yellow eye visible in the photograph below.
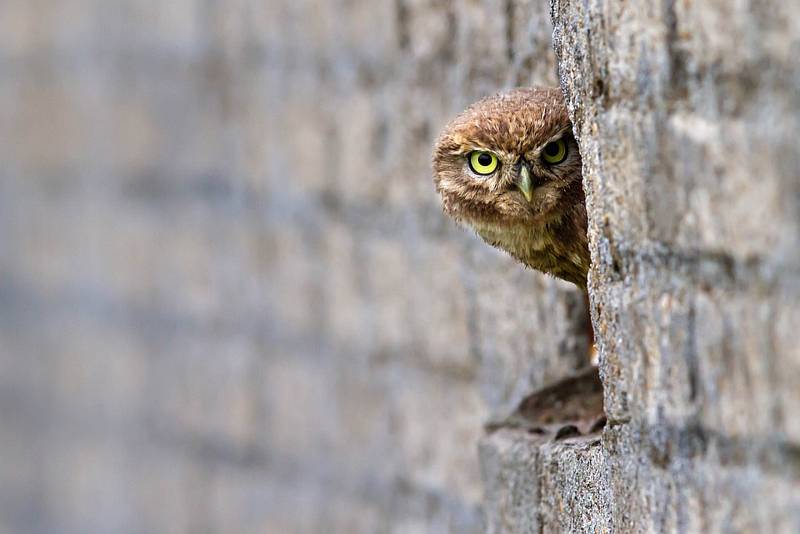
[542,139,567,164]
[468,151,499,175]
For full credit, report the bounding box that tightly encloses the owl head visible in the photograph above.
[432,87,582,237]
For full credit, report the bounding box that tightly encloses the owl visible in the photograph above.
[433,88,603,434]
[432,87,589,289]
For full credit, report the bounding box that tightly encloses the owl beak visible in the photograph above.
[514,164,534,203]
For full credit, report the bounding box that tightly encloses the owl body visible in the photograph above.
[432,87,589,288]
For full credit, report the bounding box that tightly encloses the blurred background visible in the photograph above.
[0,1,589,532]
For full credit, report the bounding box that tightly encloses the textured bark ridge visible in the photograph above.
[481,0,800,532]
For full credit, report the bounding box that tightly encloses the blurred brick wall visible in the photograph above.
[0,1,587,532]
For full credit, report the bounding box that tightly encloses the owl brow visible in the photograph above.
[441,139,471,155]
[444,134,485,155]
[447,142,488,156]
[536,127,573,150]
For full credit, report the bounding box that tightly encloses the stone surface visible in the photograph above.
[478,0,800,531]
[3,0,799,532]
[0,1,585,533]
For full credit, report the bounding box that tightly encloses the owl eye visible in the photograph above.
[541,139,567,164]
[468,151,499,175]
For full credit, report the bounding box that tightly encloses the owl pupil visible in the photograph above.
[545,143,558,155]
[478,153,492,166]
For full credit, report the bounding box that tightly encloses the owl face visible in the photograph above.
[432,87,582,233]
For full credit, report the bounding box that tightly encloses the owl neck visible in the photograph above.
[476,200,589,289]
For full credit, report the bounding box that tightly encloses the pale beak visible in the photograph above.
[514,164,533,203]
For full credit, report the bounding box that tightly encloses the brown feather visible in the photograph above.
[432,87,589,289]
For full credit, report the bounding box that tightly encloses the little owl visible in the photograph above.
[432,86,589,289]
[432,87,603,434]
